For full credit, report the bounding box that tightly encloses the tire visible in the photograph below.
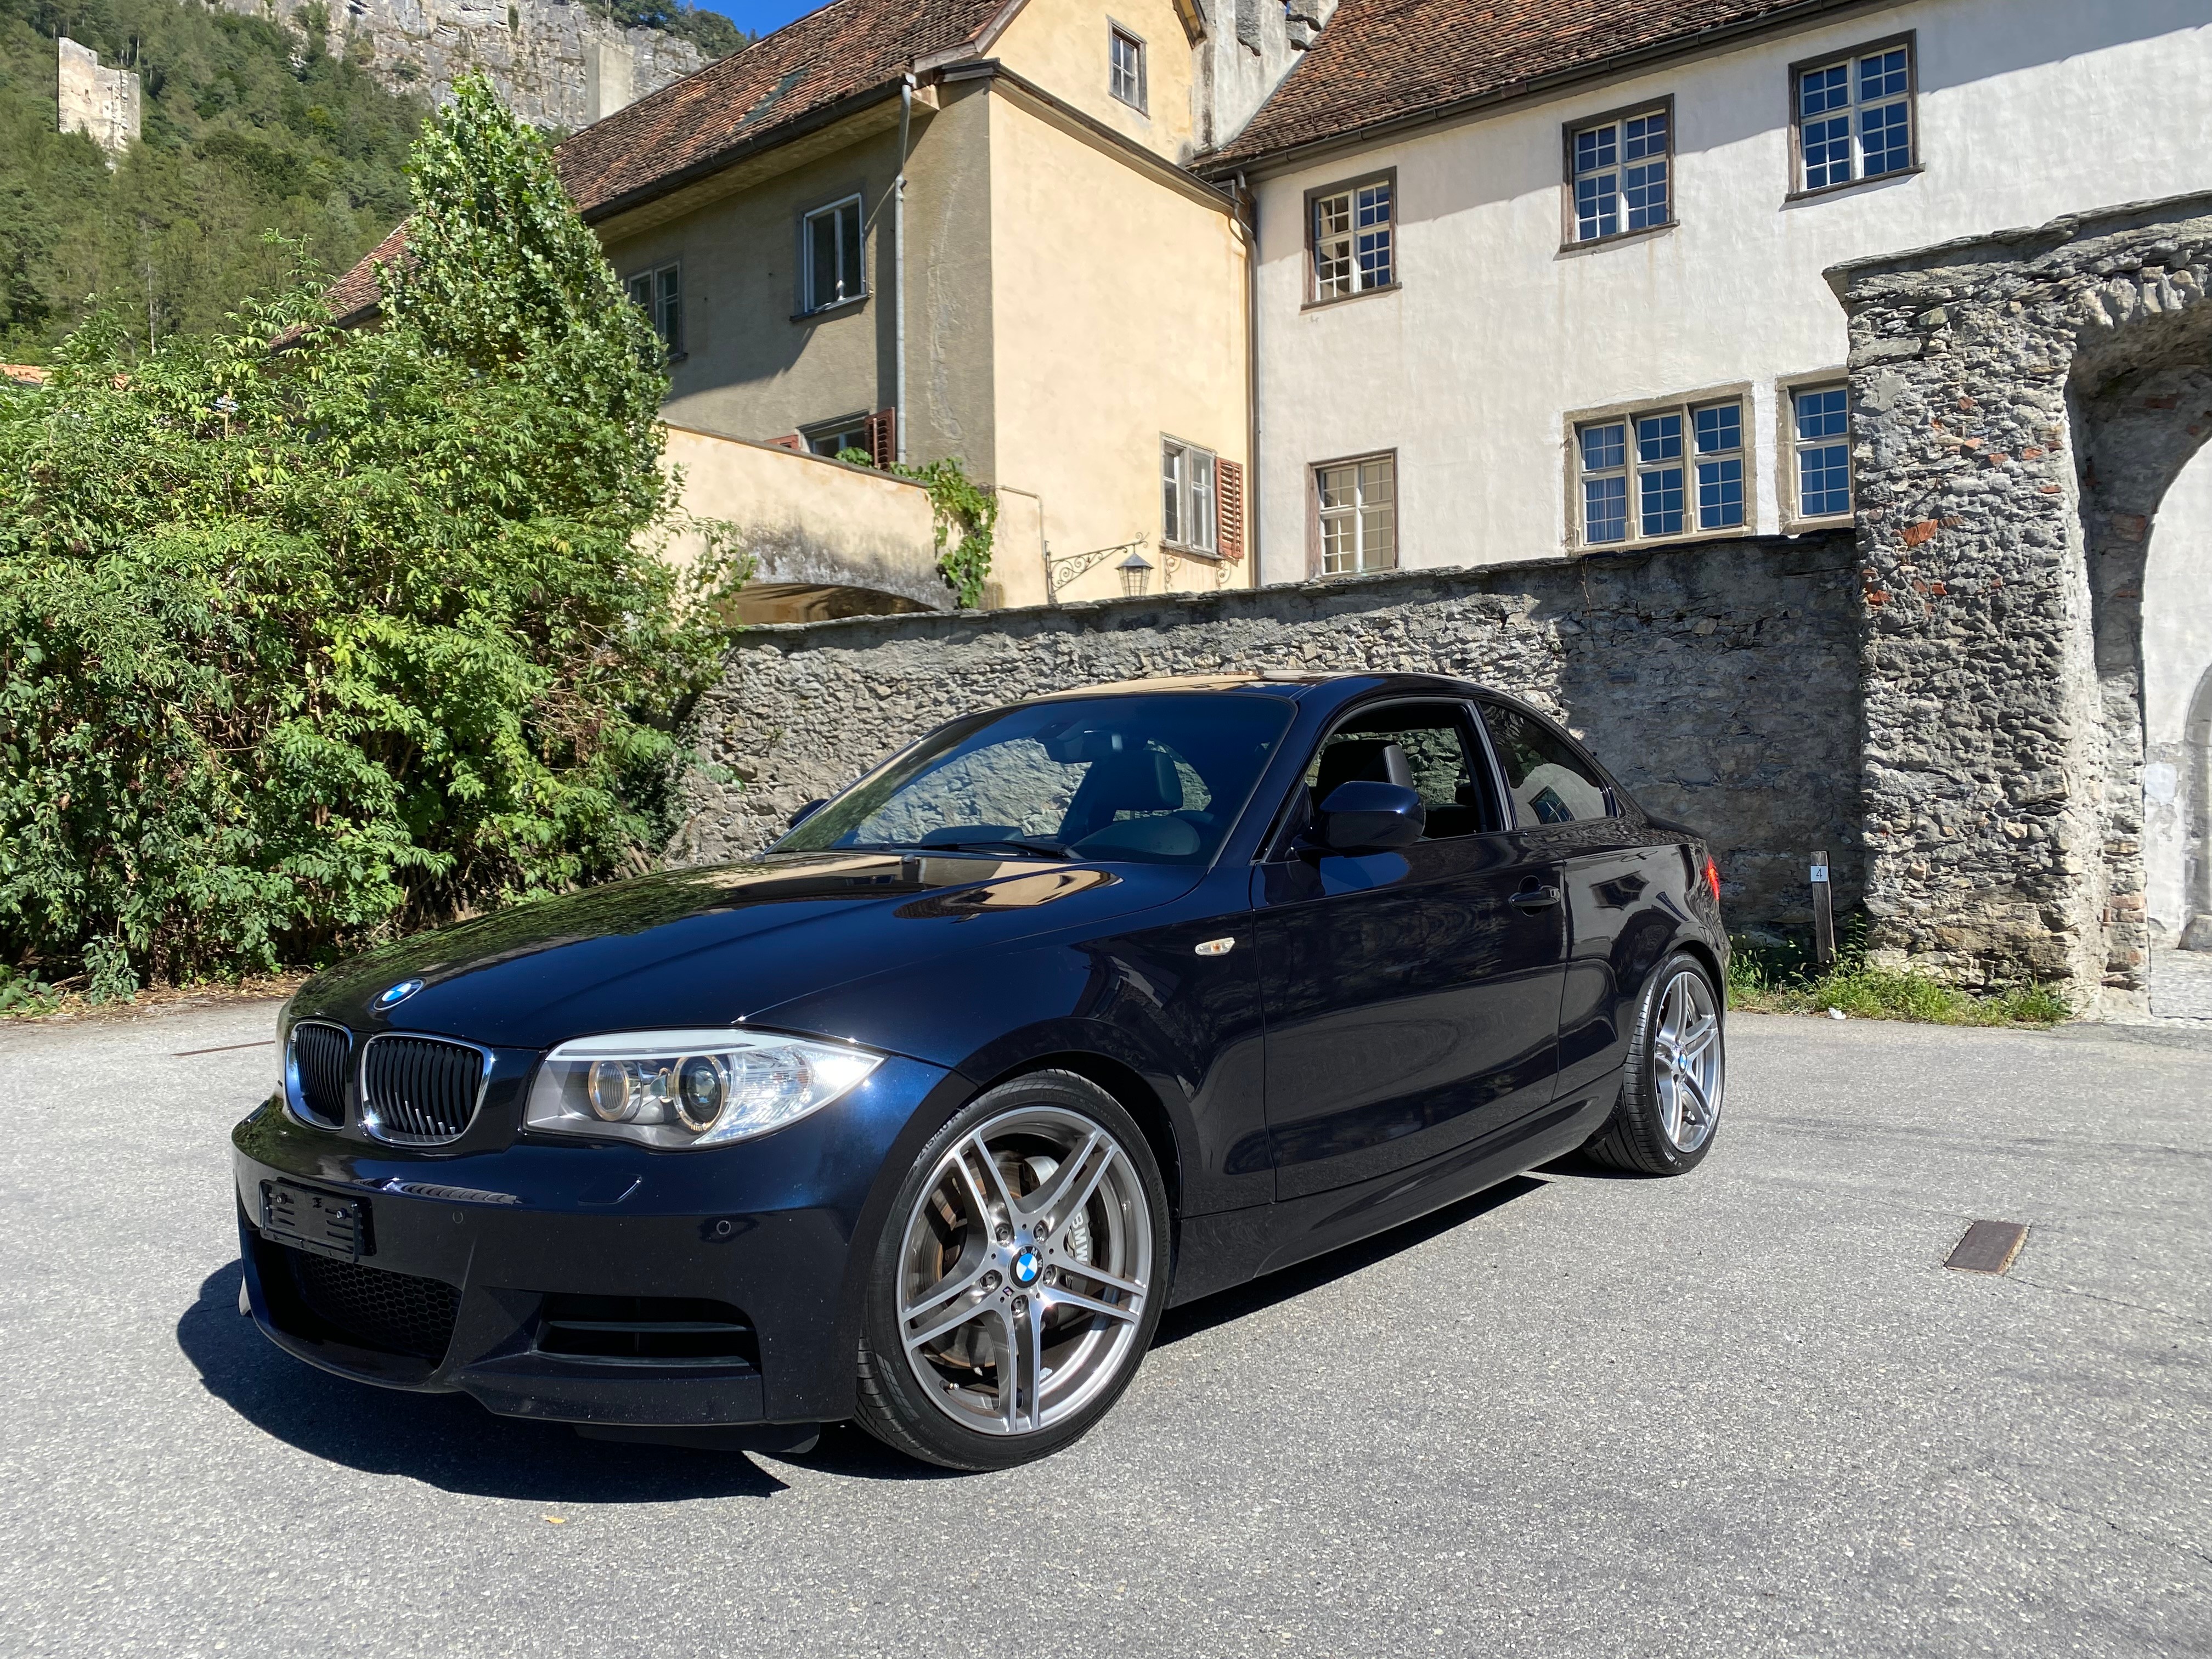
[1582,951,1726,1176]
[854,1071,1171,1471]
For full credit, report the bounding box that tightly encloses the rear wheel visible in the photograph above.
[854,1072,1169,1470]
[1582,952,1725,1176]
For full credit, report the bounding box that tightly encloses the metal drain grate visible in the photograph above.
[1945,1220,2029,1274]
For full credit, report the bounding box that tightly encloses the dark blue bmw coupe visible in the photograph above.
[234,673,1729,1469]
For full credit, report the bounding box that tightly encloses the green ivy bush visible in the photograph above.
[0,76,738,1001]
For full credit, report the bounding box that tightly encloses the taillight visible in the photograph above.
[1703,856,1722,905]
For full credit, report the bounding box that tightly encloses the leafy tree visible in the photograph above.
[0,75,741,1000]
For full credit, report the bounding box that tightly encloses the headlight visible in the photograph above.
[524,1029,881,1149]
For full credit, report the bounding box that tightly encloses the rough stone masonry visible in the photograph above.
[1830,194,2212,1005]
[671,531,1861,937]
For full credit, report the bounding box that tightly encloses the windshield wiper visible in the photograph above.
[907,837,1070,859]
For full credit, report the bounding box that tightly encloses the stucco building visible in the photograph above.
[334,0,1327,613]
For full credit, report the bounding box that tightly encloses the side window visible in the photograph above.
[1305,701,1499,839]
[1477,702,1613,826]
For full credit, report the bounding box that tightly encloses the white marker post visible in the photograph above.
[1810,850,1835,966]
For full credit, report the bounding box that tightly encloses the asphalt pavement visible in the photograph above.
[0,1001,2205,1658]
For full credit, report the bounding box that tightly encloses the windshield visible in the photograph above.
[775,693,1295,866]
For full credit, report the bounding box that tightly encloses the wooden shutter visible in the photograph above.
[1216,457,1246,560]
[769,433,804,452]
[865,407,896,469]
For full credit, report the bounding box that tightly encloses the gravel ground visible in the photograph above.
[0,1002,2205,1658]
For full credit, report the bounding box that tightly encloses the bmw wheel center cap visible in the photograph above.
[376,978,425,1009]
[1011,1247,1041,1287]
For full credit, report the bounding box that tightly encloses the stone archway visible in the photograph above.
[1827,194,2212,1014]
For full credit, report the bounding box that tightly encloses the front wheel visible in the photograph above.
[1582,951,1726,1175]
[854,1071,1170,1470]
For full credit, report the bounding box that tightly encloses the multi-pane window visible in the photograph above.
[1161,437,1217,552]
[1316,454,1396,574]
[1793,385,1852,517]
[1570,106,1670,241]
[1576,397,1747,546]
[803,196,864,313]
[1311,177,1393,301]
[1796,42,1914,192]
[1109,25,1146,112]
[624,263,681,353]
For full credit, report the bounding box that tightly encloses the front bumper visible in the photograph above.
[232,1052,952,1429]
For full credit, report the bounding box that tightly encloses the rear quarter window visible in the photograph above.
[1478,702,1613,826]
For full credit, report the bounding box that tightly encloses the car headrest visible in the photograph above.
[1085,747,1183,814]
[1314,739,1414,800]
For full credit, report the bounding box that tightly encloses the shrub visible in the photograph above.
[0,76,738,998]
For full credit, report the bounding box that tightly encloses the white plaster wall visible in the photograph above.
[2142,442,2212,948]
[1248,0,2212,579]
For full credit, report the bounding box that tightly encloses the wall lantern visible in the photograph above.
[1119,551,1155,597]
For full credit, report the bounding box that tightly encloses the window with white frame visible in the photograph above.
[625,263,681,353]
[803,196,865,313]
[1316,454,1396,574]
[1309,175,1393,301]
[1161,437,1217,552]
[1109,24,1146,112]
[1795,40,1914,193]
[1793,385,1852,517]
[1576,396,1747,546]
[1568,105,1670,241]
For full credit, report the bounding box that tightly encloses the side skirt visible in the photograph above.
[1167,1091,1612,1306]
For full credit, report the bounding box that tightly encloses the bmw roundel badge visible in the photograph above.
[376,978,425,1009]
[1011,1247,1041,1288]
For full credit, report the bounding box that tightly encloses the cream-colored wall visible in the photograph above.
[601,127,904,449]
[901,77,999,483]
[987,89,1250,605]
[991,0,1197,164]
[660,425,951,614]
[1248,0,2212,579]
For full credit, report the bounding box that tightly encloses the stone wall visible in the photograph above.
[671,531,1863,936]
[1828,195,2212,1001]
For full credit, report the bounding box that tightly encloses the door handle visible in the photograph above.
[1510,883,1562,911]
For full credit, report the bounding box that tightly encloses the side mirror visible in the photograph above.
[787,799,828,829]
[1314,781,1425,852]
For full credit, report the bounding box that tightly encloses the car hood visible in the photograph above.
[289,851,1199,1054]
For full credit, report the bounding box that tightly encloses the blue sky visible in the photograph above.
[693,0,828,38]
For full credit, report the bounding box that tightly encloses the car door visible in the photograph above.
[1254,697,1571,1201]
[1475,697,1679,1107]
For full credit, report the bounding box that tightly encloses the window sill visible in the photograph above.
[1316,562,1400,579]
[1161,541,1223,561]
[791,294,868,323]
[1781,511,1854,535]
[1556,221,1676,258]
[1301,281,1401,313]
[1784,163,1922,206]
[1575,524,1753,556]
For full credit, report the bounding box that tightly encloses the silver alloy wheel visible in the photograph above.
[1652,967,1724,1152]
[895,1105,1154,1437]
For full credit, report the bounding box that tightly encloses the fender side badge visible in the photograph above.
[1194,937,1237,957]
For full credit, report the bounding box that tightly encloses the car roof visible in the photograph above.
[1028,672,1496,703]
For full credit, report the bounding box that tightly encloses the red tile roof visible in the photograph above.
[1207,0,1830,169]
[328,0,1009,325]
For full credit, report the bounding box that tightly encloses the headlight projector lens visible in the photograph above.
[673,1055,727,1132]
[586,1059,637,1122]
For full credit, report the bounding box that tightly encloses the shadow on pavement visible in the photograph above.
[1153,1175,1548,1347]
[178,1261,793,1502]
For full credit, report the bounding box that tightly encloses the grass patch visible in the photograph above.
[1726,932,2067,1028]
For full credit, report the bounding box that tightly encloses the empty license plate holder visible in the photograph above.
[262,1180,370,1260]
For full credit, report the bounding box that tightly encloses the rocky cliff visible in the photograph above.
[216,0,716,129]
